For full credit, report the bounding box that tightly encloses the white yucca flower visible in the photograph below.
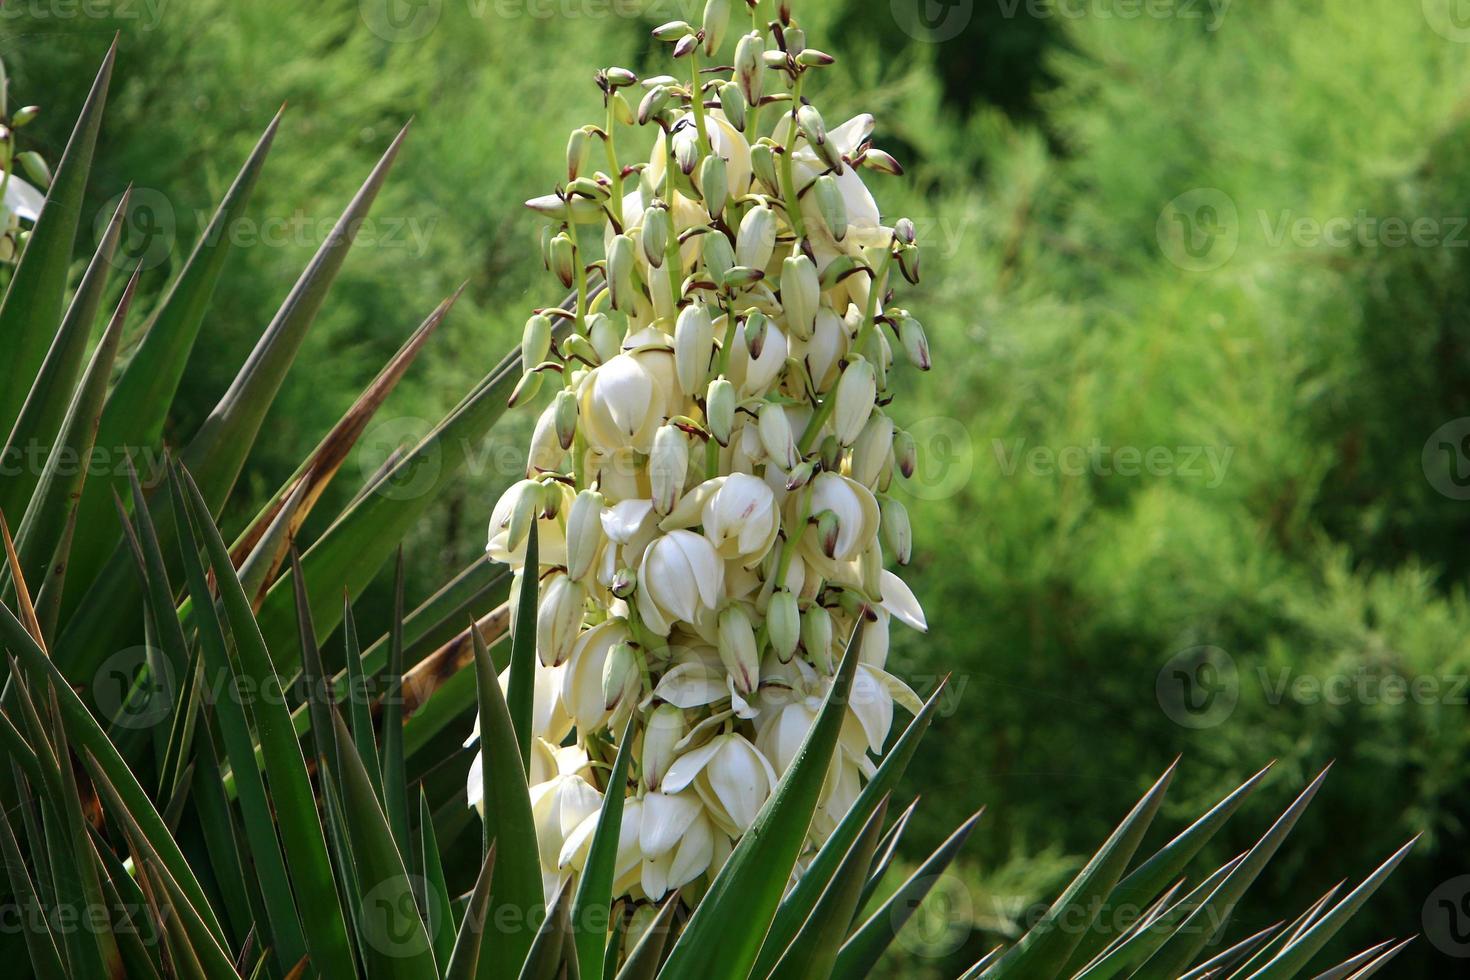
[471,3,931,903]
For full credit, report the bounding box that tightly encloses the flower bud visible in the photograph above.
[897,242,921,284]
[850,412,894,488]
[608,233,638,310]
[795,48,835,67]
[522,313,552,370]
[567,128,590,182]
[736,205,777,270]
[819,434,842,472]
[734,32,765,107]
[719,81,747,133]
[880,495,912,565]
[587,311,622,364]
[757,401,798,471]
[780,254,819,340]
[672,126,700,175]
[652,20,692,41]
[650,424,689,515]
[702,0,730,55]
[538,572,586,667]
[540,480,564,519]
[797,104,842,173]
[611,91,635,126]
[509,370,542,407]
[702,232,735,283]
[897,314,931,370]
[861,147,903,176]
[895,217,917,245]
[767,589,801,663]
[504,479,541,552]
[638,86,671,126]
[814,509,841,559]
[561,333,600,366]
[717,604,759,694]
[642,204,671,268]
[672,34,700,60]
[567,177,609,202]
[785,459,816,490]
[566,489,605,580]
[750,142,779,191]
[721,266,766,290]
[549,233,576,288]
[698,153,728,218]
[525,193,602,222]
[675,303,715,395]
[602,640,639,710]
[706,377,736,445]
[605,67,638,88]
[642,703,686,791]
[611,567,637,599]
[743,310,769,360]
[761,50,788,69]
[812,173,848,241]
[833,356,876,446]
[894,428,918,480]
[554,388,579,450]
[800,605,833,670]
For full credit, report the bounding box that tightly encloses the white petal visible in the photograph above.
[662,735,726,795]
[639,792,701,859]
[880,570,927,632]
[654,662,728,709]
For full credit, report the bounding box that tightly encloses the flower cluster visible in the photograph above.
[470,0,932,905]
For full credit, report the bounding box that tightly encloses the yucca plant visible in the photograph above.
[0,5,1415,979]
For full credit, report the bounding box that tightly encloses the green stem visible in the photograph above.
[690,48,712,156]
[778,74,807,240]
[605,102,624,221]
[663,135,683,312]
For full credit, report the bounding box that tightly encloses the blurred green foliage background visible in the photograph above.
[5,0,1470,974]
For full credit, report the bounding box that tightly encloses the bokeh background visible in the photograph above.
[6,0,1470,974]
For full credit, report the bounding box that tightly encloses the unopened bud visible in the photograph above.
[861,148,903,176]
[554,389,579,450]
[549,233,576,288]
[895,217,917,245]
[642,204,671,268]
[719,81,747,133]
[780,254,819,340]
[642,703,686,790]
[734,32,765,106]
[895,428,918,480]
[897,242,921,284]
[850,412,894,488]
[699,153,728,218]
[675,304,715,395]
[880,496,912,565]
[538,573,585,667]
[702,232,735,283]
[767,589,800,662]
[797,104,842,173]
[706,378,736,446]
[612,567,637,599]
[717,604,760,694]
[505,480,540,552]
[509,370,543,406]
[785,459,817,491]
[608,233,638,310]
[566,490,605,580]
[602,640,639,709]
[757,401,798,471]
[720,265,765,290]
[567,128,590,182]
[815,509,840,559]
[605,67,638,89]
[819,435,842,472]
[750,142,779,191]
[898,314,931,370]
[702,0,730,56]
[561,332,600,366]
[801,605,834,671]
[813,173,848,241]
[672,125,700,175]
[587,311,622,364]
[652,20,692,41]
[833,356,877,446]
[567,176,609,201]
[795,48,835,67]
[736,204,777,270]
[743,310,769,359]
[672,34,699,59]
[638,86,671,126]
[650,424,689,515]
[611,91,635,126]
[522,313,552,369]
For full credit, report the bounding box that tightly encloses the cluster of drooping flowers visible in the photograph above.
[469,0,932,905]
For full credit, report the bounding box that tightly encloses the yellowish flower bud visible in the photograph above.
[894,428,917,480]
[554,389,578,450]
[801,604,833,670]
[850,412,894,488]
[642,203,670,268]
[897,314,930,370]
[566,489,605,581]
[734,32,764,107]
[706,378,736,446]
[757,401,798,471]
[702,0,730,56]
[750,142,778,191]
[780,254,819,340]
[675,303,715,395]
[719,81,746,133]
[812,173,847,241]
[602,639,639,710]
[699,153,728,218]
[703,232,735,282]
[767,588,800,662]
[833,356,876,446]
[549,232,576,288]
[736,204,777,270]
[642,703,686,791]
[608,233,638,311]
[522,313,552,370]
[538,572,585,667]
[650,424,689,516]
[587,311,622,364]
[717,604,759,694]
[567,127,590,182]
